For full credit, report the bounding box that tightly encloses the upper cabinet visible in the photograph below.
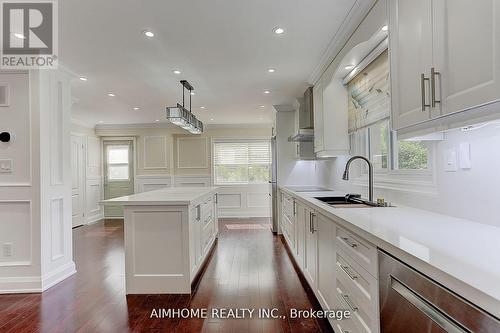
[390,0,500,133]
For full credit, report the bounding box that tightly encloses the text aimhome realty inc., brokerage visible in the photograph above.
[0,0,58,69]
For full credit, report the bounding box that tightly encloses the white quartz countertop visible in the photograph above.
[281,187,500,318]
[102,187,218,206]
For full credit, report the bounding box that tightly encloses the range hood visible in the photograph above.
[288,128,314,142]
[288,87,314,142]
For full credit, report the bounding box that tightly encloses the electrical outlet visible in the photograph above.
[2,243,13,257]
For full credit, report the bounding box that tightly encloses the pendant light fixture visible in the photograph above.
[166,80,204,134]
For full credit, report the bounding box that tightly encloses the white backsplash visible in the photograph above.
[316,122,500,227]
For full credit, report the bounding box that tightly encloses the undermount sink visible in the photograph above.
[314,195,380,208]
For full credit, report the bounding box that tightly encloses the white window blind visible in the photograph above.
[213,140,271,185]
[347,49,390,133]
[107,145,130,181]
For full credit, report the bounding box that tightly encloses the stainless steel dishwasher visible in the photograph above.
[378,250,500,333]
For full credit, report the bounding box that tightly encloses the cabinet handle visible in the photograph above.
[339,328,350,333]
[431,67,441,108]
[296,144,300,156]
[293,201,296,216]
[341,265,358,280]
[341,236,358,248]
[311,213,316,233]
[196,205,201,221]
[421,73,430,111]
[342,294,358,312]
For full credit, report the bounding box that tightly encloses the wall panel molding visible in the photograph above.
[176,137,209,169]
[0,200,32,267]
[144,136,168,170]
[50,198,64,261]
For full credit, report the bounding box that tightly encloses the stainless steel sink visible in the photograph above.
[314,194,388,208]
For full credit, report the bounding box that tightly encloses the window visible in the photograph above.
[107,145,130,181]
[394,140,430,170]
[213,140,271,185]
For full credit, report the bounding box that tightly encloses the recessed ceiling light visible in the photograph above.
[155,119,160,122]
[98,120,103,123]
[172,69,181,75]
[273,27,285,35]
[132,107,140,110]
[190,92,195,95]
[200,106,206,109]
[143,30,155,38]
[210,118,214,121]
[259,105,265,108]
[107,93,116,97]
[13,32,25,39]
[344,65,355,70]
[79,77,88,81]
[264,90,271,94]
[267,68,276,73]
[381,25,388,32]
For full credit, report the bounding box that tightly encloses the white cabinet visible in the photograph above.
[389,0,434,130]
[434,0,500,116]
[390,0,500,132]
[303,208,318,289]
[313,76,350,158]
[294,201,307,270]
[316,213,337,310]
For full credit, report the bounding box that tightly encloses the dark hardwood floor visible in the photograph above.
[0,218,332,333]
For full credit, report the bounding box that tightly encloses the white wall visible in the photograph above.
[317,119,500,227]
[0,69,76,293]
[95,125,273,218]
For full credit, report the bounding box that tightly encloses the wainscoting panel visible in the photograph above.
[135,175,172,193]
[217,184,271,218]
[174,175,210,188]
[176,137,208,169]
[0,200,32,266]
[50,198,64,261]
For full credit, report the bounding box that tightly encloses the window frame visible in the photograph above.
[212,139,271,186]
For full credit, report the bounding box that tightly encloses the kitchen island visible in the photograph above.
[103,187,218,294]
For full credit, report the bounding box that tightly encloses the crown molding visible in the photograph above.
[307,0,376,85]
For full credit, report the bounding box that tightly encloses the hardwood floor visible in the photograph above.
[0,218,332,333]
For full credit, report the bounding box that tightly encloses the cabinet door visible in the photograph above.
[295,202,307,270]
[313,80,324,152]
[433,0,500,116]
[389,0,434,130]
[316,214,337,310]
[303,209,318,289]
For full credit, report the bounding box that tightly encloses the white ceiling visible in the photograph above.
[61,0,359,126]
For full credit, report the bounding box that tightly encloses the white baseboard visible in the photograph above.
[41,261,76,291]
[86,213,104,225]
[0,275,42,293]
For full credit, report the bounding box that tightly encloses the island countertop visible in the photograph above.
[102,187,218,206]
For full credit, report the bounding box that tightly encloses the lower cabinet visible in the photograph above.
[316,213,337,310]
[280,190,380,333]
[189,193,218,282]
[303,207,318,289]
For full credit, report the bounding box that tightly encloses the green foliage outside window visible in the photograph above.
[398,141,428,169]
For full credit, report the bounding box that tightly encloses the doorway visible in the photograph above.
[103,140,135,218]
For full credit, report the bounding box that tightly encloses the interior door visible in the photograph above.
[433,0,500,116]
[103,140,134,218]
[389,0,434,130]
[71,135,85,227]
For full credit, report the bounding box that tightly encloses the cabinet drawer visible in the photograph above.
[335,278,380,333]
[335,248,378,319]
[283,213,295,249]
[336,226,377,276]
[330,296,358,333]
[282,193,294,220]
[200,198,213,220]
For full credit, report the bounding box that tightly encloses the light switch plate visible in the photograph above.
[0,159,12,173]
[459,143,472,169]
[444,148,458,172]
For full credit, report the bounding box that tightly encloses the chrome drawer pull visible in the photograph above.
[341,265,358,280]
[342,294,358,312]
[341,237,358,248]
[339,328,350,333]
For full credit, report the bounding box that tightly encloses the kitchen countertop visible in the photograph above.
[102,187,218,206]
[281,186,500,319]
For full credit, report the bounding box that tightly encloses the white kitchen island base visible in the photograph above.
[104,187,218,294]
